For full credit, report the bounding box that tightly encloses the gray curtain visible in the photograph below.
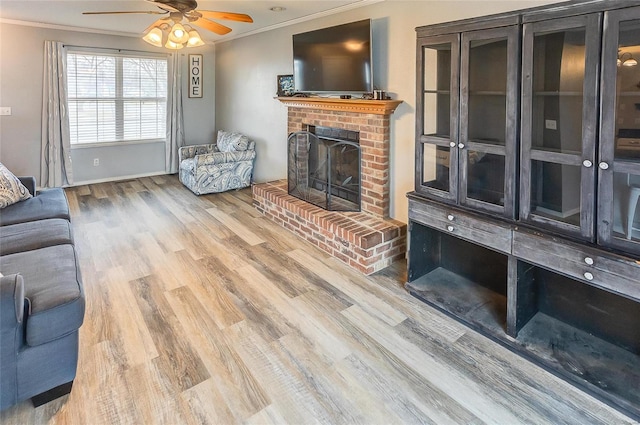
[166,52,185,174]
[41,40,73,187]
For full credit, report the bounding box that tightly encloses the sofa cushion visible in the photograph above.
[217,130,250,152]
[0,162,32,209]
[0,219,74,256]
[0,245,84,347]
[0,188,70,227]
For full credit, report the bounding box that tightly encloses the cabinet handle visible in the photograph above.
[449,142,456,148]
[446,225,455,232]
[584,257,594,265]
[583,272,594,281]
[598,162,609,170]
[447,214,455,221]
[582,160,593,168]
[458,143,465,149]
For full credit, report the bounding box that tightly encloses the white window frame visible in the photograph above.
[66,47,169,148]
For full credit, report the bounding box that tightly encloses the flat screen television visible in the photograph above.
[293,19,372,94]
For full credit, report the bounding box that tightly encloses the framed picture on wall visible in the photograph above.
[189,54,203,98]
[277,74,294,97]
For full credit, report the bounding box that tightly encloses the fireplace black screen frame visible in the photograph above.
[287,128,362,212]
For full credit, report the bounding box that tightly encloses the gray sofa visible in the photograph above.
[0,177,85,410]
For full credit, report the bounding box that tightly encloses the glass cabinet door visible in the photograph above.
[520,14,601,240]
[459,25,519,218]
[598,6,640,255]
[416,34,460,202]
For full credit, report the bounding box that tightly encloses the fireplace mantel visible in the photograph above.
[277,97,403,115]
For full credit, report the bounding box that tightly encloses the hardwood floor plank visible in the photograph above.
[165,286,270,420]
[179,379,237,425]
[206,207,266,246]
[239,264,352,363]
[245,403,288,425]
[129,275,210,392]
[342,304,525,424]
[288,248,407,326]
[225,321,334,425]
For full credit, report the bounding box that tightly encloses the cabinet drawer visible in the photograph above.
[409,198,512,254]
[513,230,640,301]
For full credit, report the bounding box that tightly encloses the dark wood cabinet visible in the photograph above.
[598,5,640,254]
[415,18,519,219]
[409,1,640,420]
[520,13,601,240]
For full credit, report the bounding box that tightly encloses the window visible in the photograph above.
[66,51,168,145]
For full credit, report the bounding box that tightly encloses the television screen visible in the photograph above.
[293,19,372,94]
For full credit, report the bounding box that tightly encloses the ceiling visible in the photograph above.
[0,0,380,43]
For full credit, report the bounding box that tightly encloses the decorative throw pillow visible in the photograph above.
[0,162,32,208]
[217,130,250,152]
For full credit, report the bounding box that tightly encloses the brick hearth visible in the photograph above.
[253,180,406,275]
[253,98,406,275]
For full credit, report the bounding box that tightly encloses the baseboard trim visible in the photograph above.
[69,171,170,187]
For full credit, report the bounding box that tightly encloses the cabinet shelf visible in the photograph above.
[468,91,507,96]
[533,91,583,96]
[515,312,640,413]
[407,267,507,335]
[423,89,450,94]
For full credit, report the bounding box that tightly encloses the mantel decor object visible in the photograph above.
[277,74,294,97]
[189,54,203,98]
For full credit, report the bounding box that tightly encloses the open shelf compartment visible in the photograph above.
[406,221,508,336]
[514,260,640,417]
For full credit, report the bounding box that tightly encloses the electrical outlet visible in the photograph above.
[0,107,11,116]
[545,119,557,130]
[93,158,100,166]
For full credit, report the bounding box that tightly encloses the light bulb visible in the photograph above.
[142,27,164,48]
[623,57,638,67]
[169,23,189,44]
[187,30,204,47]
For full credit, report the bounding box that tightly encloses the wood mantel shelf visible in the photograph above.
[276,97,403,115]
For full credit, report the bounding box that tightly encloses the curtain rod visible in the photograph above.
[62,44,172,56]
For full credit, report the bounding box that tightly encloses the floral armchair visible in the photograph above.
[179,131,256,195]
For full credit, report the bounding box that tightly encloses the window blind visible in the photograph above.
[66,51,168,145]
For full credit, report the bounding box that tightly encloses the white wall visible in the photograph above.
[215,0,561,223]
[0,22,216,185]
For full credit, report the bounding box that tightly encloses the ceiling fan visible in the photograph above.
[83,0,253,48]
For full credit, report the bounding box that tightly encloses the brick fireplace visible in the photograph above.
[252,98,406,275]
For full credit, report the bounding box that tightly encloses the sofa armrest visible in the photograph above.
[196,150,256,166]
[1,274,25,326]
[179,144,218,162]
[18,177,36,196]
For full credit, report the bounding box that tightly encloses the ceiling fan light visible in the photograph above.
[142,26,164,47]
[187,30,204,47]
[169,22,189,44]
[165,39,184,50]
[623,57,638,67]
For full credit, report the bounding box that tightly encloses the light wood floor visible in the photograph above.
[1,175,634,424]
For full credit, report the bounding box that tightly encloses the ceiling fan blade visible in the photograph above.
[197,10,253,23]
[192,18,232,35]
[83,11,167,15]
[144,0,181,13]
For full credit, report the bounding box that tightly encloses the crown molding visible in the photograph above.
[0,18,139,38]
[216,0,386,44]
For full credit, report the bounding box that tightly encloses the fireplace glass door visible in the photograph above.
[288,129,361,212]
